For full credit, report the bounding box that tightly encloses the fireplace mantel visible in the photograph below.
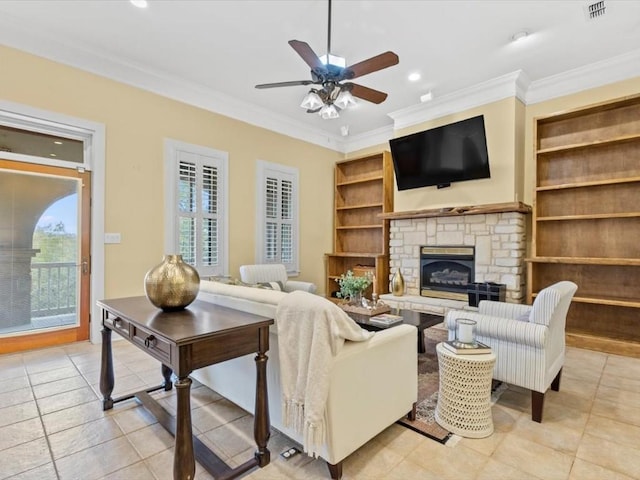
[379,201,531,221]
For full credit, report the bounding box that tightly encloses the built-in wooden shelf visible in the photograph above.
[536,132,640,155]
[326,152,393,299]
[336,225,382,230]
[529,93,640,357]
[526,256,640,266]
[379,201,531,220]
[536,176,640,191]
[336,203,383,210]
[537,212,640,221]
[336,175,383,186]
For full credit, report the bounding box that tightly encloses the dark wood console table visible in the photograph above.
[97,296,274,480]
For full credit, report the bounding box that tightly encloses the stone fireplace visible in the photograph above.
[380,202,530,315]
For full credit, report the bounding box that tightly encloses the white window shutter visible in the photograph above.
[165,140,228,278]
[256,161,299,274]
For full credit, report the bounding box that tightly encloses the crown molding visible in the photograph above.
[0,18,344,152]
[388,71,528,131]
[2,12,639,155]
[526,48,640,104]
[341,125,394,154]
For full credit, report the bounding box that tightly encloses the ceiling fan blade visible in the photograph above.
[346,83,388,104]
[341,51,399,80]
[255,80,315,89]
[288,40,326,73]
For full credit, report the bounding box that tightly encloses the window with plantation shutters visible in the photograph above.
[256,160,299,274]
[164,140,228,278]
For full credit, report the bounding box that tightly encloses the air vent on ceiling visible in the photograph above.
[585,1,607,20]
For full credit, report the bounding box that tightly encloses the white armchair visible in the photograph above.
[445,281,578,422]
[239,263,317,293]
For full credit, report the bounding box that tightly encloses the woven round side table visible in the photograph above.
[435,342,496,438]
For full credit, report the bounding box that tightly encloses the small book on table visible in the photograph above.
[442,340,492,355]
[368,313,403,327]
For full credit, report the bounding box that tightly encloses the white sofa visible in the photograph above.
[191,280,417,479]
[239,263,317,293]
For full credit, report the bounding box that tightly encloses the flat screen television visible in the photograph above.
[389,115,490,190]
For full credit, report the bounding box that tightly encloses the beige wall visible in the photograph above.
[0,45,340,297]
[3,42,639,299]
[349,97,523,212]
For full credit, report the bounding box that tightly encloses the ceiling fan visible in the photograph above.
[255,0,399,118]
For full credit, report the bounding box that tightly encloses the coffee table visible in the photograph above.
[346,309,443,353]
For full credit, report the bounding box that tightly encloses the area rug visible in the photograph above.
[396,323,453,444]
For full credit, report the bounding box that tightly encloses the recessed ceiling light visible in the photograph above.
[408,72,421,82]
[49,153,57,157]
[511,31,529,42]
[130,0,148,8]
[53,140,63,145]
[420,91,433,103]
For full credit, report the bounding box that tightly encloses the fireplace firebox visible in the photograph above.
[420,246,475,300]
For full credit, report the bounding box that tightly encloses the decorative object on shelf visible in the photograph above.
[335,270,372,306]
[391,268,405,296]
[144,254,200,311]
[454,318,477,348]
[369,313,403,327]
[442,340,491,355]
[340,302,391,316]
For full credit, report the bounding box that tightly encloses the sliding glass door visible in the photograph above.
[0,159,91,353]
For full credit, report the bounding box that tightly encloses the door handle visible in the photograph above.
[82,258,89,274]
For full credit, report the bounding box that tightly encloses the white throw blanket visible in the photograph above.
[276,291,374,457]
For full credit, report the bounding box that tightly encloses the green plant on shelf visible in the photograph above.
[335,270,372,302]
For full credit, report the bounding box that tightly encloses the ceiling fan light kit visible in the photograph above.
[300,91,324,110]
[255,0,399,119]
[319,104,340,119]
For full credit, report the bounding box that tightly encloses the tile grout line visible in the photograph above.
[23,353,62,480]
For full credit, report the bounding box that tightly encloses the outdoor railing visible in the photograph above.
[31,262,77,317]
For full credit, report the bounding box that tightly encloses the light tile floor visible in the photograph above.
[1,340,640,480]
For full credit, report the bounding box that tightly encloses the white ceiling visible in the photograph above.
[1,0,639,152]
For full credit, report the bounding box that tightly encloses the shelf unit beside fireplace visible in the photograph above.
[528,94,640,357]
[325,152,394,300]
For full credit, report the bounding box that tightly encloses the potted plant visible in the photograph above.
[335,270,372,306]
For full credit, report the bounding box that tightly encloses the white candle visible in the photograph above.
[372,275,377,295]
[456,319,476,344]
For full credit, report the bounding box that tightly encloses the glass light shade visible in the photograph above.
[300,91,323,110]
[319,53,346,68]
[334,90,356,109]
[455,318,477,346]
[319,104,339,119]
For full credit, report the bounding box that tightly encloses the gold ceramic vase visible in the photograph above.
[391,269,405,296]
[144,254,200,311]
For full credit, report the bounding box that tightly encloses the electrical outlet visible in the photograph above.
[280,447,301,460]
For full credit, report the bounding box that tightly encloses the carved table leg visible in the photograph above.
[254,327,271,467]
[162,364,173,391]
[99,327,114,410]
[174,376,195,480]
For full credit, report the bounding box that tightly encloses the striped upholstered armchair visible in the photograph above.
[444,281,578,422]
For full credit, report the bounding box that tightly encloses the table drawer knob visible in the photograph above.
[144,335,156,348]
